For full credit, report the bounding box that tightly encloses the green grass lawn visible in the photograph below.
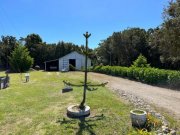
[0,71,151,135]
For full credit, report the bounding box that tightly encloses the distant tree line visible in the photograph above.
[95,0,180,70]
[0,0,179,70]
[0,34,93,70]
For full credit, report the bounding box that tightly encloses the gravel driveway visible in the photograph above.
[89,72,180,120]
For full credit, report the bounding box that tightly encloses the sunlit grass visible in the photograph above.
[0,71,156,134]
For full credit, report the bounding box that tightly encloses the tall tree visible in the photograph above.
[25,33,42,48]
[24,34,44,67]
[96,28,149,66]
[146,28,161,68]
[150,0,180,69]
[9,45,34,73]
[0,36,17,69]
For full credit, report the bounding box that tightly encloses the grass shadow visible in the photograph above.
[57,114,105,135]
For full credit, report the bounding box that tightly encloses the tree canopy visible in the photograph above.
[95,0,180,70]
[96,28,149,66]
[149,0,180,69]
[9,45,34,72]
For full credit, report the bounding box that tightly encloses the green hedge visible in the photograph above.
[93,66,180,88]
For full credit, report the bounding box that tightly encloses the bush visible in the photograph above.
[132,54,150,68]
[92,66,180,88]
[9,45,34,73]
[145,113,162,131]
[167,71,180,88]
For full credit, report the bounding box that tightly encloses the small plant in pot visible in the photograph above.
[130,109,147,128]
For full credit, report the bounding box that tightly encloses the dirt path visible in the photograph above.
[88,72,180,120]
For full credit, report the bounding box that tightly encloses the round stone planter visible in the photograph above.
[67,105,90,118]
[130,109,147,128]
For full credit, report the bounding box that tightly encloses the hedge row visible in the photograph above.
[93,66,180,88]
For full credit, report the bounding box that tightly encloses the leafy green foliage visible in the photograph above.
[129,129,153,135]
[132,54,150,68]
[9,45,34,73]
[145,113,162,131]
[94,1,180,70]
[149,0,180,69]
[96,28,149,66]
[93,66,180,88]
[129,113,162,135]
[0,36,18,69]
[0,33,94,70]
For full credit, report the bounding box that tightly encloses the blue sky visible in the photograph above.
[0,0,169,48]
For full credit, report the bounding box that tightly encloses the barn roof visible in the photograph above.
[44,51,91,63]
[44,59,59,63]
[59,51,91,61]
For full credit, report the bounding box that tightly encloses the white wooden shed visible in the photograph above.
[44,51,91,71]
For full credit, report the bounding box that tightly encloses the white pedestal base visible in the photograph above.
[67,105,90,118]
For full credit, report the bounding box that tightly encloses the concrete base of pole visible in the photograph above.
[67,105,90,118]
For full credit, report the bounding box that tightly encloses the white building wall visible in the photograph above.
[58,51,91,71]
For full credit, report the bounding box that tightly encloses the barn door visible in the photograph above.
[69,59,76,71]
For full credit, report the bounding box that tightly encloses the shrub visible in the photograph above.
[132,54,150,68]
[9,45,34,73]
[145,113,162,131]
[92,66,180,88]
[167,71,180,88]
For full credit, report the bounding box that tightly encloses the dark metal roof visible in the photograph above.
[44,59,59,63]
